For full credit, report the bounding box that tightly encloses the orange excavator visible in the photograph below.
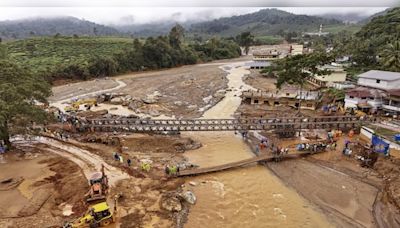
[86,165,109,202]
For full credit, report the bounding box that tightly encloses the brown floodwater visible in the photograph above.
[182,62,333,228]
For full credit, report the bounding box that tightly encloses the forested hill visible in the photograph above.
[189,8,342,36]
[358,8,393,24]
[356,7,400,42]
[339,7,400,73]
[0,17,121,40]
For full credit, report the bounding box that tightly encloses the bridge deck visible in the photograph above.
[177,153,272,176]
[80,116,376,132]
[177,150,319,177]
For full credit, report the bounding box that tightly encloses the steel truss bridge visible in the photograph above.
[81,116,376,132]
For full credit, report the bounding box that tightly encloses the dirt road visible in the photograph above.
[13,137,129,187]
[268,159,378,227]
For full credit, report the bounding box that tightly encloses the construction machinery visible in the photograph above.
[63,202,115,228]
[86,165,108,202]
[64,102,80,112]
[346,108,367,117]
[64,98,98,112]
[80,98,98,110]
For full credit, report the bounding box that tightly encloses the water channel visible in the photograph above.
[182,62,333,228]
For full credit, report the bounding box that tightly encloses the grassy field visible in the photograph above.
[255,35,284,45]
[5,36,134,74]
[322,24,362,34]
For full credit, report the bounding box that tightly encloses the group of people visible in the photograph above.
[255,137,269,154]
[296,142,328,153]
[54,110,88,131]
[112,152,152,172]
[272,146,289,162]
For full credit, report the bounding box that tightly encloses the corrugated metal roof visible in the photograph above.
[387,89,400,97]
[346,87,387,98]
[246,61,271,67]
[358,70,400,81]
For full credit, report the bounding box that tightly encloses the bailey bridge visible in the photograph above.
[81,115,376,132]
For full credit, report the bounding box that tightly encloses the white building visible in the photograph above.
[344,87,386,111]
[382,90,400,114]
[307,64,347,88]
[290,44,304,56]
[357,70,400,90]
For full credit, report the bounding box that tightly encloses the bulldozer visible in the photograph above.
[63,201,115,228]
[64,102,80,112]
[86,165,108,202]
[80,98,98,110]
[65,98,98,112]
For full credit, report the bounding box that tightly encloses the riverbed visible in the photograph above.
[182,62,333,227]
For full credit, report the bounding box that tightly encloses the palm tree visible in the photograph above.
[379,40,400,72]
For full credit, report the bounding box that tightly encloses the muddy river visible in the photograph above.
[182,62,333,227]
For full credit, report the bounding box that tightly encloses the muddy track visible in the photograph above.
[51,79,127,113]
[13,136,129,187]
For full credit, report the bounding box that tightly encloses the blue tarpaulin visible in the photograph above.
[372,135,390,155]
[394,134,400,142]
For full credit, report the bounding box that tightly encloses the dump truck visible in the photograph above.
[86,165,108,202]
[63,202,114,228]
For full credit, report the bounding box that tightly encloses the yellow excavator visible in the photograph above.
[80,99,98,110]
[64,102,80,112]
[64,99,98,112]
[63,201,115,228]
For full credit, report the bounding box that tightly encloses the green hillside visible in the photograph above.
[0,17,121,40]
[340,7,400,73]
[3,31,241,82]
[190,8,343,37]
[5,36,133,75]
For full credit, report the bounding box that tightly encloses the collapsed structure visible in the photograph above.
[248,44,304,69]
[241,89,320,110]
[307,64,347,88]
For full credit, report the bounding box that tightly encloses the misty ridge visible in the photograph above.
[0,8,387,40]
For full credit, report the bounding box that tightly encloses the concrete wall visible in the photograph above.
[382,104,400,112]
[331,83,355,90]
[358,78,400,90]
[315,72,346,82]
[344,95,383,110]
[360,126,400,150]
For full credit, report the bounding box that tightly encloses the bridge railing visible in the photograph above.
[86,115,371,126]
[82,118,375,132]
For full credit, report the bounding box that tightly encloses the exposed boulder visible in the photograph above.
[213,89,226,99]
[149,109,160,117]
[180,191,196,205]
[142,95,158,104]
[187,105,198,110]
[128,100,144,110]
[142,91,162,104]
[110,97,124,105]
[174,101,183,106]
[160,194,182,212]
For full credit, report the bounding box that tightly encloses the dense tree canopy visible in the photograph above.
[262,52,333,89]
[333,7,400,73]
[5,26,241,83]
[236,32,254,55]
[0,59,51,146]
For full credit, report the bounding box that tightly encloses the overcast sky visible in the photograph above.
[0,7,390,25]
